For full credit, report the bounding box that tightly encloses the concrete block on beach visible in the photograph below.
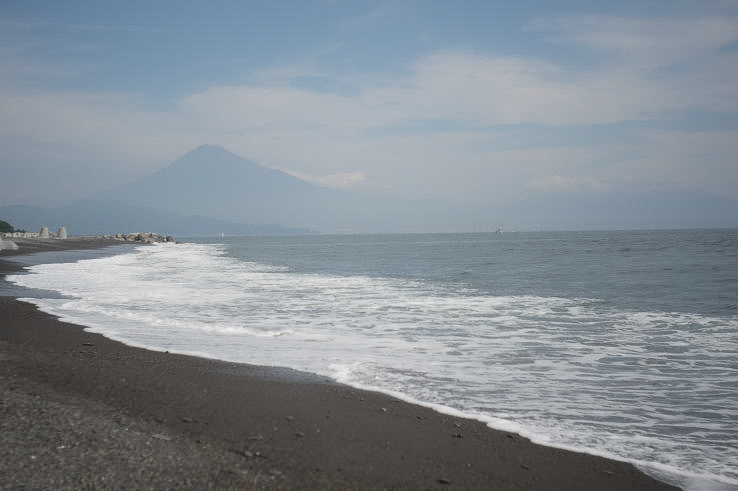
[0,238,18,251]
[103,232,169,243]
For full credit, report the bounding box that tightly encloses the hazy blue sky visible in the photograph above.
[2,0,738,206]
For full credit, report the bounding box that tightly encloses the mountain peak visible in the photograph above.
[106,144,322,225]
[177,144,243,165]
[165,144,267,176]
[188,144,233,155]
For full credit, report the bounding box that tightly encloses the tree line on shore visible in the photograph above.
[0,220,25,234]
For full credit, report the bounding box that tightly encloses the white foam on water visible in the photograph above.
[7,241,738,490]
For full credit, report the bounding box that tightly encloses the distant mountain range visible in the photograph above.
[2,144,738,235]
[497,191,738,231]
[104,144,466,233]
[0,199,310,237]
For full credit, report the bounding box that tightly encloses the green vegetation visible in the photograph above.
[0,220,14,233]
[0,219,24,233]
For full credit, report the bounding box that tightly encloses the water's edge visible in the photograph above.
[5,235,737,491]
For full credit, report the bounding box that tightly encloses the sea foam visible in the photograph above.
[8,239,738,490]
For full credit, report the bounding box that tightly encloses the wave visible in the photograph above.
[8,241,738,490]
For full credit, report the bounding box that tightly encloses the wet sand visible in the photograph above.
[0,239,678,489]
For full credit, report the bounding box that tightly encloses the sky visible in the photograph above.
[1,0,738,207]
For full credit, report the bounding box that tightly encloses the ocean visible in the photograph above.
[6,230,738,490]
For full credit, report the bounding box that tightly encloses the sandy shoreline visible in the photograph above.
[0,239,678,489]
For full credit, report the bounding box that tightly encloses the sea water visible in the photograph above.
[6,230,738,490]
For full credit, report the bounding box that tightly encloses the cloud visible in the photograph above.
[530,175,605,193]
[365,51,652,126]
[1,10,737,206]
[529,14,738,63]
[0,19,157,33]
[338,3,400,31]
[283,170,366,188]
[182,17,738,139]
[527,14,738,113]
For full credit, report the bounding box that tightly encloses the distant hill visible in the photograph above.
[7,144,735,235]
[104,144,738,232]
[0,199,311,237]
[0,219,18,233]
[105,144,468,233]
[498,191,738,231]
[108,144,315,222]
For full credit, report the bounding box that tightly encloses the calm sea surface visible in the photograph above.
[7,230,738,490]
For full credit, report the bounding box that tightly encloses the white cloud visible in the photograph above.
[368,51,650,125]
[2,11,738,205]
[283,169,366,188]
[0,89,176,166]
[528,14,738,112]
[530,14,738,63]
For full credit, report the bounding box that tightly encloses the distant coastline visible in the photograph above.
[0,232,173,256]
[1,231,172,243]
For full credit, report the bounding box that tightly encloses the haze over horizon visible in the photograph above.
[2,1,738,223]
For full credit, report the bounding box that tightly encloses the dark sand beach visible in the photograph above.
[0,239,678,490]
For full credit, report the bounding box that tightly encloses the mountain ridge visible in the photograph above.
[105,144,464,232]
[106,144,323,223]
[4,144,738,234]
[0,199,311,236]
[499,190,738,231]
